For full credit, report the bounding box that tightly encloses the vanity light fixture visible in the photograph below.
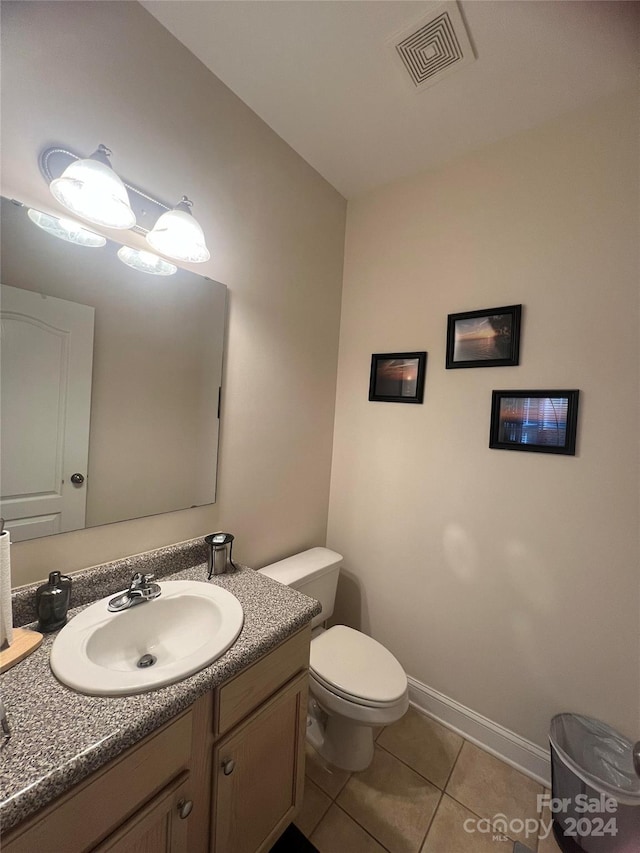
[146,196,210,263]
[40,145,211,263]
[117,246,177,276]
[49,145,136,230]
[27,208,107,248]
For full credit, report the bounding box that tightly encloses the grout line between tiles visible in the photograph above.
[442,735,465,790]
[374,740,450,792]
[331,747,445,853]
[333,773,352,800]
[442,789,502,825]
[304,776,343,804]
[299,777,334,837]
[418,790,444,852]
[441,791,521,847]
[306,746,353,800]
[320,803,394,853]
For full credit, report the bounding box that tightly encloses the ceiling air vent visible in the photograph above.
[390,2,475,92]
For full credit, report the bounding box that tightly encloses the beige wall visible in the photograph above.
[1,1,345,585]
[327,92,639,747]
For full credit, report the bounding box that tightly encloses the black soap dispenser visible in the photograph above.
[36,572,72,632]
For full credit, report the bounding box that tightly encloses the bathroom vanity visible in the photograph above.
[0,540,320,853]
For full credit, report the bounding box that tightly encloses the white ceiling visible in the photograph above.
[142,1,640,199]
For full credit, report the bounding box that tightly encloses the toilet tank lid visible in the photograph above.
[258,547,343,586]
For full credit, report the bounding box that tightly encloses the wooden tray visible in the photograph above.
[0,628,43,673]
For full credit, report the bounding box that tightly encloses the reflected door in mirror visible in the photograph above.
[0,284,94,541]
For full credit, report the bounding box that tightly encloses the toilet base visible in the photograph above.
[306,679,409,773]
[307,696,376,771]
[314,714,375,772]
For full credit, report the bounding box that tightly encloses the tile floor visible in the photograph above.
[295,707,562,853]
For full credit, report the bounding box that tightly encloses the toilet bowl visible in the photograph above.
[259,548,408,771]
[307,624,408,769]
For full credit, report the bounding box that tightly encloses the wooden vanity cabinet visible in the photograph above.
[212,672,307,853]
[2,625,311,853]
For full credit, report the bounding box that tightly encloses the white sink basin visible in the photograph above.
[50,581,244,696]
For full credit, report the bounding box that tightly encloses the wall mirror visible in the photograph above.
[0,196,227,543]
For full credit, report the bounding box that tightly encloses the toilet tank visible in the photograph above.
[258,548,342,630]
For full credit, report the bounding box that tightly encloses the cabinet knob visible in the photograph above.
[222,758,235,776]
[177,799,193,820]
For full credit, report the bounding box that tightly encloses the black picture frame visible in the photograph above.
[489,390,579,455]
[368,352,427,404]
[446,304,522,369]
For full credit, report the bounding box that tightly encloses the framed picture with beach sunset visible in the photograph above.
[446,304,522,369]
[368,352,427,403]
[489,390,579,455]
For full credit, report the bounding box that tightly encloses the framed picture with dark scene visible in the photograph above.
[489,390,579,455]
[368,352,427,404]
[446,304,522,369]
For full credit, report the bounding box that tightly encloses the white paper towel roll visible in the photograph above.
[0,530,13,649]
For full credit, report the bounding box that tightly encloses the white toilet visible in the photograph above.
[259,547,408,771]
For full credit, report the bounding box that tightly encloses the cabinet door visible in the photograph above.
[212,672,308,853]
[92,773,192,853]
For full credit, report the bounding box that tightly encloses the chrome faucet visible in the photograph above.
[108,572,161,612]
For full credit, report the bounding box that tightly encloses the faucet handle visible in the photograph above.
[129,571,154,590]
[108,573,160,611]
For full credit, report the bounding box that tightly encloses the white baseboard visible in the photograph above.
[407,675,551,787]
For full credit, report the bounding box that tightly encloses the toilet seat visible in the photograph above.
[309,669,409,728]
[310,625,407,706]
[310,670,402,709]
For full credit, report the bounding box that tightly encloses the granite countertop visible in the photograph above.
[1,540,320,833]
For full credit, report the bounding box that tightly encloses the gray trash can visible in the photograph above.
[549,714,640,852]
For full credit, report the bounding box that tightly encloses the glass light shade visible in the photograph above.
[27,208,107,247]
[117,246,177,276]
[146,206,210,263]
[49,155,136,230]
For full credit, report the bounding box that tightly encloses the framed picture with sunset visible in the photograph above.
[446,304,522,369]
[368,352,427,403]
[489,390,579,455]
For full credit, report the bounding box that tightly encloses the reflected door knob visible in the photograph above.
[222,759,235,776]
[70,473,85,485]
[177,799,193,819]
